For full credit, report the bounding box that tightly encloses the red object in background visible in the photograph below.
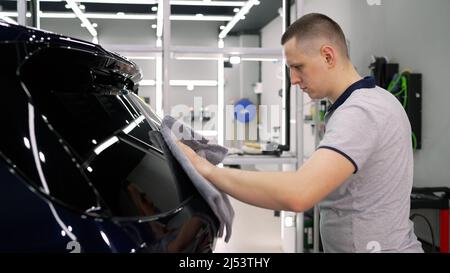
[440,209,449,253]
[411,187,450,253]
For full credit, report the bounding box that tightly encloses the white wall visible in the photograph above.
[382,0,450,187]
[300,0,450,248]
[301,0,450,187]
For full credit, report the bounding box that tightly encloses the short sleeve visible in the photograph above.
[318,104,380,173]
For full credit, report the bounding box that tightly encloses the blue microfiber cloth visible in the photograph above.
[160,115,234,243]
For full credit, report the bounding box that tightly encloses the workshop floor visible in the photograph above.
[213,196,283,253]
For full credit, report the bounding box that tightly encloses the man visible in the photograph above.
[177,13,423,253]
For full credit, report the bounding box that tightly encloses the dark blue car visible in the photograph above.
[0,19,219,253]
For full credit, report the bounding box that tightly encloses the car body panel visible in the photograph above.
[0,20,218,253]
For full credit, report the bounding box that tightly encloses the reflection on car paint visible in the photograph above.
[0,19,219,252]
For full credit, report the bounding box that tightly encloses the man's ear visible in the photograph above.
[320,45,336,67]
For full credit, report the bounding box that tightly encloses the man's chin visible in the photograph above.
[307,93,318,99]
[307,93,325,100]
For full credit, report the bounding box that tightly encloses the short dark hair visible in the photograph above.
[281,13,349,58]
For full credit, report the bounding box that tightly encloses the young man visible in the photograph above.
[177,13,423,253]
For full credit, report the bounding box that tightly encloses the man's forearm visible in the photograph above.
[206,166,307,211]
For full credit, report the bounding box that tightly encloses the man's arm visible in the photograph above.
[177,142,355,212]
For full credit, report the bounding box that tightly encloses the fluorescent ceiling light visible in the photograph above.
[218,39,224,48]
[171,1,245,6]
[229,56,241,64]
[85,13,156,19]
[65,0,97,37]
[39,0,159,3]
[25,0,245,6]
[38,12,156,19]
[2,12,231,22]
[156,0,163,37]
[0,15,17,24]
[219,0,259,39]
[241,57,279,62]
[170,15,233,21]
[175,56,229,61]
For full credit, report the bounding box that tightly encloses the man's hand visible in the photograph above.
[176,141,216,179]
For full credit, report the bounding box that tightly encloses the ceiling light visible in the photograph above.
[116,12,125,16]
[156,0,163,38]
[219,25,225,30]
[171,15,232,21]
[196,13,203,17]
[233,8,239,12]
[3,11,232,22]
[175,56,229,61]
[151,24,156,29]
[218,39,224,48]
[92,22,98,27]
[65,4,70,9]
[79,5,85,10]
[241,57,279,62]
[171,1,245,6]
[219,0,259,39]
[151,6,158,12]
[65,0,97,37]
[229,56,241,64]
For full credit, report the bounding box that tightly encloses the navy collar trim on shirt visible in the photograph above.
[327,76,376,113]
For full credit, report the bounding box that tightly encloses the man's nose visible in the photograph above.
[290,70,301,86]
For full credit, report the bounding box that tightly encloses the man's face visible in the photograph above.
[283,37,329,99]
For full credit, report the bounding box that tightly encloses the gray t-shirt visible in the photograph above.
[318,78,423,253]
